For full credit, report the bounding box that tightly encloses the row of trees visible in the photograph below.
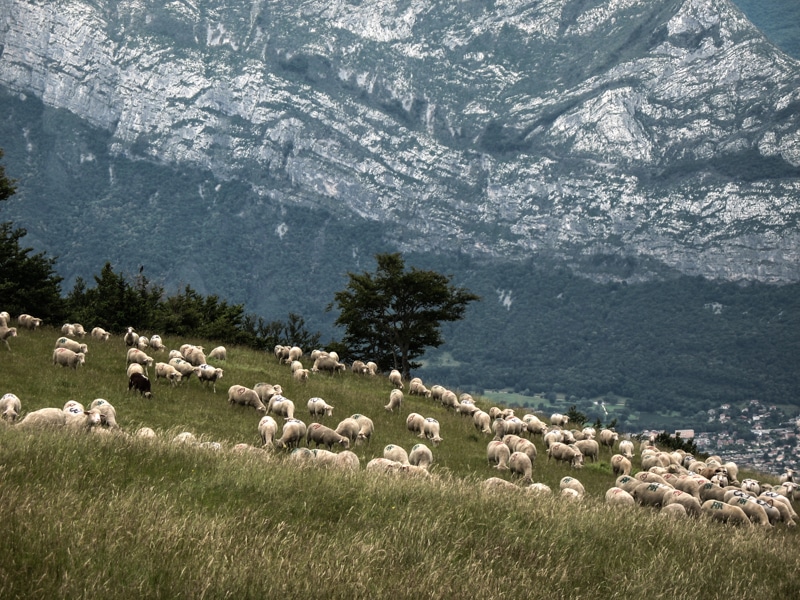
[1,149,479,373]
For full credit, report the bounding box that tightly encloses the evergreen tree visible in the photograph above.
[330,253,479,379]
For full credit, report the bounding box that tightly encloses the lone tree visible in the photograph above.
[330,253,479,380]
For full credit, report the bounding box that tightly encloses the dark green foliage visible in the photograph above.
[0,149,16,202]
[566,405,587,428]
[330,253,480,378]
[0,222,64,322]
[651,431,698,455]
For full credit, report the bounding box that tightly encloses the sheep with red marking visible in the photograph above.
[53,348,85,370]
[547,442,584,469]
[308,397,335,418]
[274,419,307,450]
[197,364,224,392]
[127,348,155,375]
[307,423,350,450]
[228,385,267,412]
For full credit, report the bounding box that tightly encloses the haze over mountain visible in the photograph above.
[1,0,798,428]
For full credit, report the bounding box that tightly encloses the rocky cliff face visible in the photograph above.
[1,0,799,289]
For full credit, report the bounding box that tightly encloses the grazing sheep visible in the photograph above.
[168,358,200,381]
[727,496,772,526]
[293,368,310,382]
[543,429,563,448]
[527,482,553,496]
[509,451,533,484]
[550,413,569,427]
[126,348,155,375]
[365,361,378,376]
[154,362,183,386]
[183,346,207,367]
[307,423,350,450]
[136,427,157,439]
[663,489,702,517]
[334,418,360,445]
[430,385,446,403]
[267,395,295,420]
[408,377,431,398]
[632,482,673,508]
[90,327,110,341]
[456,398,479,417]
[148,335,165,351]
[254,383,283,405]
[128,373,153,398]
[383,444,410,465]
[701,499,752,526]
[574,439,599,463]
[0,326,18,351]
[172,432,198,445]
[389,369,403,389]
[409,443,434,469]
[208,346,227,361]
[741,479,761,496]
[473,410,492,435]
[123,327,139,347]
[560,476,586,498]
[274,345,291,363]
[333,450,360,471]
[127,363,145,378]
[758,491,798,525]
[508,437,537,463]
[779,469,795,484]
[274,419,307,450]
[89,399,119,430]
[308,397,335,418]
[384,388,403,412]
[17,407,68,429]
[606,487,636,507]
[137,336,150,351]
[351,413,374,444]
[440,390,460,411]
[523,414,548,436]
[52,348,85,369]
[18,314,43,329]
[546,442,584,469]
[0,393,21,422]
[351,360,369,375]
[615,475,642,495]
[227,385,267,412]
[406,413,425,438]
[619,440,634,458]
[483,477,521,492]
[611,454,633,477]
[366,457,406,474]
[487,440,511,470]
[197,364,224,392]
[258,415,279,448]
[312,355,346,374]
[63,400,85,415]
[422,417,443,446]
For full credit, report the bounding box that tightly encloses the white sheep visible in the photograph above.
[472,410,492,435]
[287,346,303,363]
[307,397,335,418]
[406,412,426,438]
[258,415,279,447]
[172,431,198,445]
[63,400,85,415]
[523,414,548,436]
[208,346,227,361]
[409,443,434,469]
[351,360,369,375]
[168,357,200,381]
[560,476,586,498]
[55,337,88,354]
[90,327,110,341]
[18,406,102,432]
[384,388,403,412]
[440,390,460,411]
[137,336,150,351]
[52,348,85,369]
[365,361,378,376]
[183,346,207,367]
[312,354,346,374]
[487,440,511,470]
[306,423,350,450]
[605,487,635,507]
[267,395,295,420]
[293,368,310,382]
[334,418,361,445]
[0,393,21,422]
[89,398,119,430]
[197,364,224,392]
[598,428,619,450]
[254,383,283,405]
[0,326,17,351]
[126,348,155,375]
[546,442,584,469]
[227,385,267,412]
[18,314,43,329]
[154,362,183,386]
[509,451,533,484]
[127,363,145,378]
[619,440,634,458]
[351,413,374,444]
[422,417,443,446]
[0,311,9,327]
[550,413,569,427]
[408,377,431,397]
[274,419,307,449]
[123,327,139,347]
[148,334,165,351]
[389,369,403,389]
[383,444,410,465]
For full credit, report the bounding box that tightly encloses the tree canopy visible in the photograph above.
[330,253,479,379]
[0,149,16,203]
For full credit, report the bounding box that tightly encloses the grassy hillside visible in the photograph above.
[1,326,798,598]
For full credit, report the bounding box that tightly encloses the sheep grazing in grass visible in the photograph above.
[383,444,410,465]
[409,443,433,470]
[560,476,586,498]
[487,440,511,470]
[227,385,267,412]
[605,487,636,507]
[274,419,307,450]
[473,410,492,435]
[17,406,103,432]
[611,454,632,477]
[135,427,157,439]
[389,369,403,389]
[18,314,43,330]
[89,399,119,430]
[701,500,752,526]
[306,423,350,450]
[308,397,335,418]
[254,383,283,406]
[155,362,183,387]
[267,395,295,420]
[351,413,374,444]
[509,451,533,484]
[172,432,198,445]
[208,346,227,361]
[126,348,155,375]
[423,417,443,446]
[127,363,145,378]
[0,326,17,351]
[334,418,360,446]
[55,336,89,355]
[148,335,165,351]
[52,348,85,369]
[258,415,278,448]
[63,400,85,415]
[546,442,584,469]
[0,393,21,422]
[574,439,599,463]
[384,388,403,412]
[90,327,110,341]
[168,358,200,382]
[406,412,426,438]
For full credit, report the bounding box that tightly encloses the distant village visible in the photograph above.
[646,399,799,478]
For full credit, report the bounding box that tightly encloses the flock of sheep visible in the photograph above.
[2,311,799,527]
